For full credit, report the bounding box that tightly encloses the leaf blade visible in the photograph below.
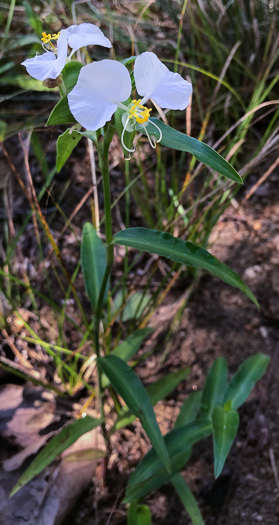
[145,118,243,184]
[98,355,170,471]
[10,416,103,497]
[112,228,259,307]
[172,473,205,525]
[223,353,270,410]
[56,128,81,173]
[124,420,211,502]
[212,406,239,478]
[81,223,108,310]
[199,357,228,419]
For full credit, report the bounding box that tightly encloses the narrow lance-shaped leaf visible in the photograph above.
[124,420,211,503]
[111,366,190,433]
[98,355,170,471]
[112,228,259,307]
[101,327,153,389]
[56,129,81,173]
[144,118,243,184]
[171,473,205,525]
[223,353,270,410]
[81,223,108,310]
[10,416,103,497]
[212,405,239,478]
[175,390,202,427]
[199,357,228,419]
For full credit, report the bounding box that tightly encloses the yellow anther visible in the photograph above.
[41,31,61,44]
[51,32,61,40]
[128,99,152,124]
[41,32,52,43]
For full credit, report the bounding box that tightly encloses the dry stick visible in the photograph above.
[1,328,33,369]
[243,156,279,201]
[269,448,279,491]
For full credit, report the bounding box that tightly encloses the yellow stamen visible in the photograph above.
[41,31,61,44]
[128,99,152,124]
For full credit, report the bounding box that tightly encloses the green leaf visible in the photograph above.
[171,473,205,525]
[199,357,228,419]
[212,406,239,478]
[145,118,242,184]
[111,367,190,432]
[56,128,82,173]
[127,503,152,525]
[223,353,270,410]
[122,291,151,321]
[124,420,211,502]
[175,390,202,427]
[10,416,103,497]
[112,228,259,307]
[62,61,83,92]
[98,355,170,471]
[46,96,75,126]
[146,366,190,405]
[113,328,153,361]
[81,223,108,310]
[101,328,153,389]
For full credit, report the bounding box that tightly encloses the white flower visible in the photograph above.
[67,51,192,152]
[21,23,112,82]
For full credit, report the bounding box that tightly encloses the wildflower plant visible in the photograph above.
[13,21,270,524]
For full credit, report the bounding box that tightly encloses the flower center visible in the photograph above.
[41,31,61,44]
[128,99,152,124]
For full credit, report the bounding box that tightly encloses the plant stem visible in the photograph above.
[93,123,115,453]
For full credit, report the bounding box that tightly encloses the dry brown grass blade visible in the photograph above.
[243,156,279,202]
[17,135,90,329]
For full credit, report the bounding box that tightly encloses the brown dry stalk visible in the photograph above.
[243,156,279,201]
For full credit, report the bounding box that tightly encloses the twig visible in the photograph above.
[243,156,279,201]
[269,448,279,490]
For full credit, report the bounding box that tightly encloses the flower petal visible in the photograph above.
[66,23,112,56]
[21,30,68,81]
[68,59,131,131]
[21,52,59,81]
[134,51,192,110]
[55,29,69,73]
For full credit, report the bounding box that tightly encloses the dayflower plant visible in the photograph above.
[67,51,192,152]
[14,20,266,525]
[21,23,112,81]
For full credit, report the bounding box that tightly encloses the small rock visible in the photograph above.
[243,265,262,281]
